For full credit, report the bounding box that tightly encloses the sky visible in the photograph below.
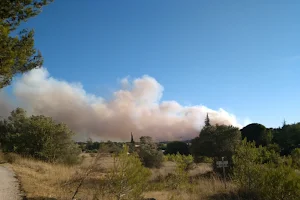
[1,0,300,140]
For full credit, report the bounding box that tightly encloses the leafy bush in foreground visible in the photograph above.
[0,108,81,164]
[103,146,151,200]
[233,139,300,200]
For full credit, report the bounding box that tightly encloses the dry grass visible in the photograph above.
[0,151,5,164]
[11,154,78,199]
[9,153,238,200]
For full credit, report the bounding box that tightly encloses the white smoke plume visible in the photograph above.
[1,68,242,141]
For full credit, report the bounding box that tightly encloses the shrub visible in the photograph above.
[103,145,151,200]
[194,156,213,163]
[0,108,81,164]
[138,136,163,168]
[164,153,194,189]
[233,139,300,200]
[291,148,300,169]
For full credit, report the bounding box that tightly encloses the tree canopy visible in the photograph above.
[241,123,272,146]
[0,0,52,88]
[0,108,80,164]
[273,123,300,155]
[191,124,241,160]
[165,141,190,155]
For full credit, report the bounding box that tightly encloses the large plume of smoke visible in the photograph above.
[1,68,242,141]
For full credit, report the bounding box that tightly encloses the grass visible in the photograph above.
[7,153,239,200]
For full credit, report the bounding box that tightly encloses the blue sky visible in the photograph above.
[14,0,300,128]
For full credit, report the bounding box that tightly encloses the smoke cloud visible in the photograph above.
[1,68,242,141]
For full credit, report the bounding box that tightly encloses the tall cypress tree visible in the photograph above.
[205,113,211,127]
[130,132,135,144]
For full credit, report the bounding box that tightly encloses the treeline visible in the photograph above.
[0,108,165,168]
[186,116,300,199]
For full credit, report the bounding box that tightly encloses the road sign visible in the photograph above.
[216,160,228,168]
[218,157,228,189]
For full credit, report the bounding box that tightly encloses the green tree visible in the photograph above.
[191,125,241,167]
[204,113,211,126]
[0,0,52,88]
[241,123,272,146]
[138,136,163,168]
[165,141,190,155]
[0,108,81,164]
[273,123,300,155]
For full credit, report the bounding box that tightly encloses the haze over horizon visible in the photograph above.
[0,68,242,141]
[1,1,300,140]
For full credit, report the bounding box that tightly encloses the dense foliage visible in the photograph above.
[0,108,80,164]
[103,146,151,200]
[0,0,53,88]
[191,124,241,166]
[241,123,272,146]
[273,123,300,155]
[165,141,190,155]
[233,139,300,200]
[138,136,163,168]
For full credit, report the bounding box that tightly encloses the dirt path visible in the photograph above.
[0,164,23,200]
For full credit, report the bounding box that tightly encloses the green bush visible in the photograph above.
[291,148,300,169]
[0,108,81,164]
[103,145,151,200]
[164,153,194,171]
[233,139,300,200]
[194,156,213,163]
[138,136,163,168]
[163,153,194,189]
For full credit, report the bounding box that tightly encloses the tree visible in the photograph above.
[0,108,81,164]
[130,132,134,144]
[0,0,53,88]
[138,136,163,168]
[241,123,272,146]
[85,138,100,153]
[273,123,300,155]
[204,113,211,126]
[191,124,241,170]
[165,141,190,155]
[191,125,241,158]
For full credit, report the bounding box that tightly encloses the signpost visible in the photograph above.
[216,157,228,189]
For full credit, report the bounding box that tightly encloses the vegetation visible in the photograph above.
[0,107,300,199]
[0,0,52,88]
[165,141,190,155]
[191,124,241,169]
[0,108,81,164]
[103,146,151,200]
[273,123,300,155]
[241,123,272,146]
[1,2,300,200]
[233,139,300,200]
[138,136,164,168]
[291,148,300,169]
